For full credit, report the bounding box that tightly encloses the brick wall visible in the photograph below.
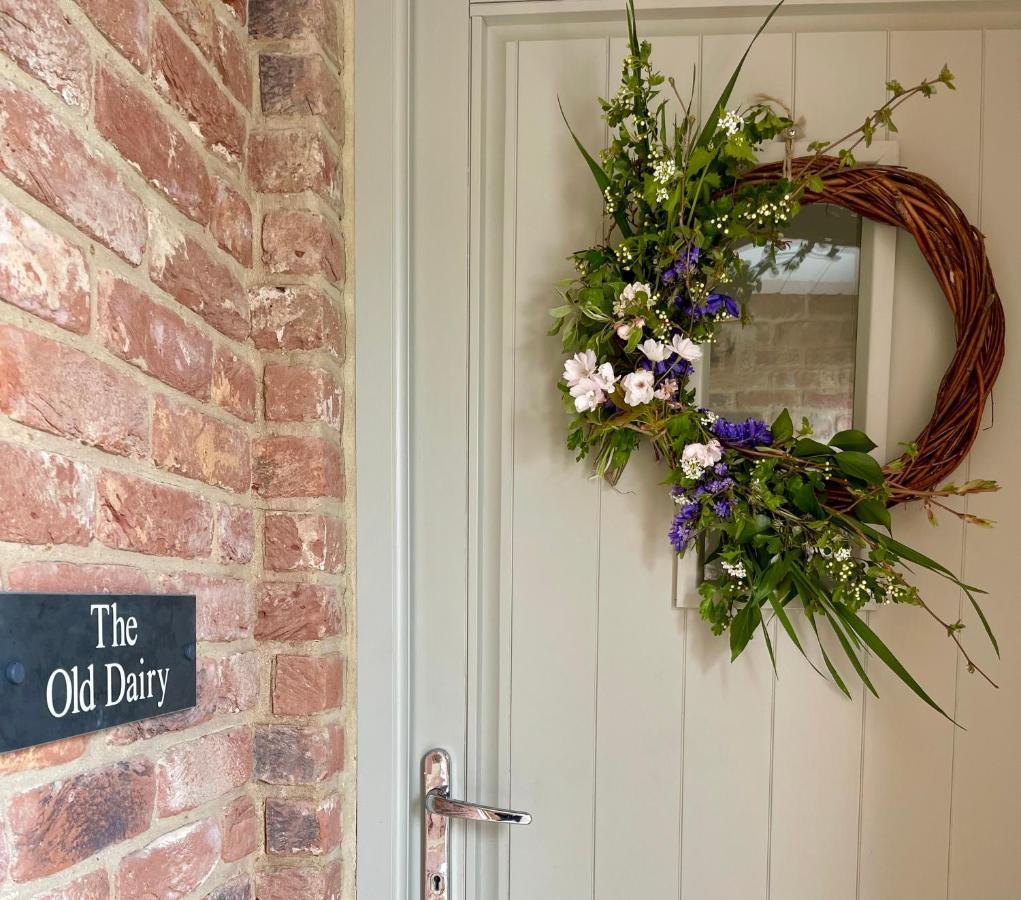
[0,0,354,896]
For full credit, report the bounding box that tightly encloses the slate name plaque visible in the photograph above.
[0,593,196,753]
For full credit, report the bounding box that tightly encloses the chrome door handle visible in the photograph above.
[422,748,532,898]
[426,789,532,824]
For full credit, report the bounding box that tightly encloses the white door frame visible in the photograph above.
[353,3,1002,900]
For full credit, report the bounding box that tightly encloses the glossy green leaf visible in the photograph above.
[829,429,878,453]
[835,450,885,486]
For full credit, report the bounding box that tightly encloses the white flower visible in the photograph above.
[719,110,744,137]
[681,440,723,469]
[567,361,617,413]
[670,334,703,362]
[654,378,678,400]
[621,369,655,406]
[620,282,652,304]
[562,350,597,388]
[616,323,632,340]
[638,338,671,363]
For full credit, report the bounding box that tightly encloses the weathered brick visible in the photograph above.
[7,562,148,594]
[156,728,253,817]
[151,17,245,165]
[214,18,250,107]
[74,0,148,70]
[210,179,253,266]
[97,471,213,559]
[221,795,258,862]
[0,0,91,107]
[253,435,344,499]
[254,724,343,785]
[0,736,88,776]
[0,443,93,546]
[153,395,251,492]
[250,0,339,57]
[0,324,148,457]
[158,573,254,642]
[221,0,245,24]
[0,82,146,262]
[9,758,154,881]
[265,362,341,426]
[250,285,343,357]
[265,794,340,857]
[272,653,343,715]
[149,211,250,341]
[36,868,110,900]
[262,209,344,282]
[95,66,212,224]
[259,53,342,140]
[108,651,257,744]
[212,348,257,422]
[161,0,215,56]
[98,271,214,399]
[0,193,89,333]
[206,874,252,900]
[256,582,340,640]
[250,128,341,205]
[264,513,344,574]
[117,819,220,900]
[216,503,255,564]
[255,863,341,900]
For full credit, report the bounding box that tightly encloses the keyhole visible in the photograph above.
[430,873,445,895]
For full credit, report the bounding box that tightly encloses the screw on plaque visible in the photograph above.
[183,643,196,661]
[5,661,26,685]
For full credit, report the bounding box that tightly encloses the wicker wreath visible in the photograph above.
[739,156,1005,507]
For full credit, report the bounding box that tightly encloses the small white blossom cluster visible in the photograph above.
[699,409,719,427]
[721,560,747,580]
[562,350,617,413]
[741,194,793,228]
[719,110,744,137]
[680,440,723,479]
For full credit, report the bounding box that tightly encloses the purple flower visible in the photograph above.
[678,501,700,523]
[676,291,739,322]
[668,514,694,553]
[713,415,773,448]
[713,462,729,476]
[661,246,701,285]
[713,499,733,518]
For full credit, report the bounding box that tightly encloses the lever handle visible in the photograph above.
[426,788,532,825]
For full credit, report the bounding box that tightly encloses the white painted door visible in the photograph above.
[406,3,1021,899]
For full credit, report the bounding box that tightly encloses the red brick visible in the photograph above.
[9,758,155,881]
[0,324,148,457]
[37,869,110,900]
[151,17,245,165]
[212,348,257,422]
[250,0,339,57]
[161,0,215,56]
[255,863,341,900]
[254,724,343,785]
[210,179,253,266]
[250,128,341,205]
[265,362,341,426]
[265,794,340,857]
[153,395,251,492]
[149,213,250,341]
[256,582,340,640]
[250,285,343,357]
[95,66,212,224]
[98,271,214,399]
[117,819,220,900]
[7,561,148,593]
[272,653,343,715]
[156,728,253,817]
[253,435,343,499]
[108,651,257,744]
[0,736,88,776]
[221,0,245,24]
[214,18,250,107]
[158,573,254,641]
[75,0,148,70]
[262,209,344,282]
[221,795,258,862]
[0,194,89,333]
[0,82,145,262]
[259,53,342,140]
[206,874,252,900]
[216,503,255,564]
[0,0,90,107]
[0,443,93,546]
[97,471,213,558]
[264,513,344,574]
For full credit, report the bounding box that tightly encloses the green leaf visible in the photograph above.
[770,408,794,445]
[854,498,892,530]
[820,604,879,698]
[835,450,885,486]
[694,0,786,151]
[791,481,823,517]
[759,613,777,675]
[730,601,761,661]
[832,605,958,724]
[805,612,852,699]
[829,429,878,453]
[792,438,834,458]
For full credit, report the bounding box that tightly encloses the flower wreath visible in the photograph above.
[551,0,1004,719]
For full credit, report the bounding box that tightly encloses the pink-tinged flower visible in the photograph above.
[621,369,655,406]
[568,362,617,413]
[563,350,597,387]
[670,334,703,362]
[681,440,723,468]
[654,378,678,400]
